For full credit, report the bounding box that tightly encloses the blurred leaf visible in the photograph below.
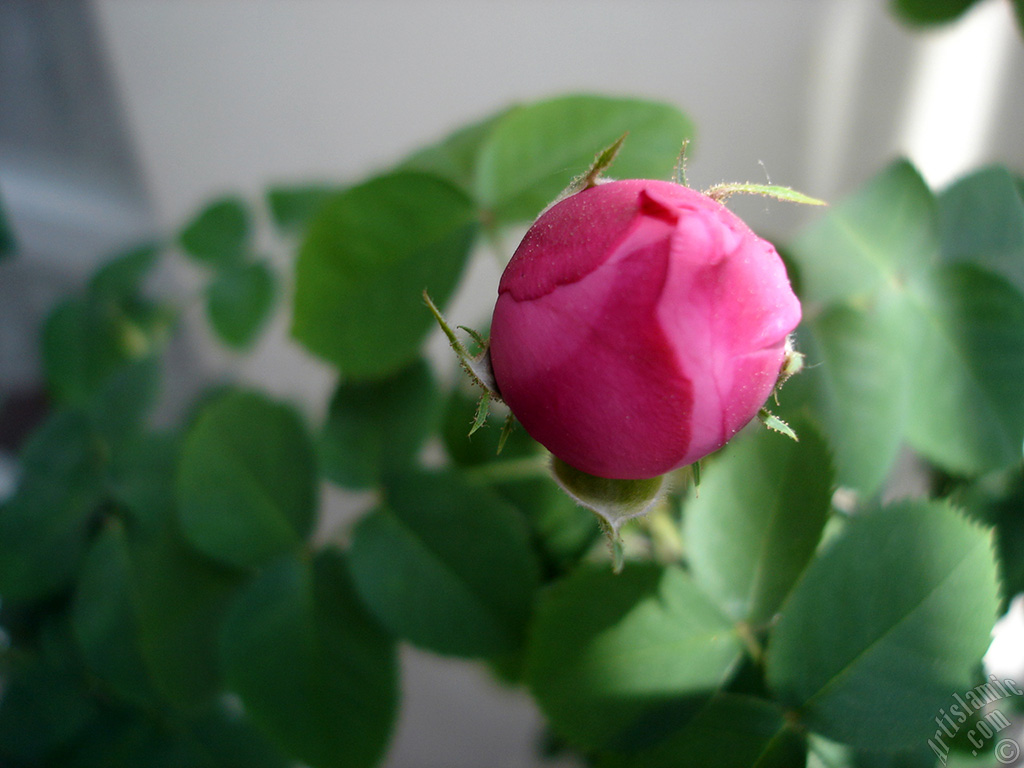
[108,433,244,711]
[319,358,440,489]
[179,197,250,267]
[0,632,98,765]
[765,500,1000,749]
[476,94,695,224]
[349,469,540,657]
[788,160,938,306]
[184,702,291,768]
[441,388,537,466]
[598,694,805,768]
[0,412,105,600]
[205,260,276,348]
[938,165,1024,295]
[891,0,980,25]
[526,563,743,751]
[88,243,161,300]
[292,170,478,378]
[71,520,158,706]
[684,419,833,624]
[56,708,214,768]
[267,184,337,234]
[220,550,398,768]
[177,390,317,568]
[399,107,510,191]
[0,192,15,259]
[904,264,1024,476]
[86,357,162,443]
[801,300,909,494]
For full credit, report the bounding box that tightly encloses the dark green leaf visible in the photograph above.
[179,197,250,267]
[938,165,1024,295]
[88,243,161,300]
[0,412,105,600]
[788,160,938,305]
[220,551,397,768]
[292,170,478,378]
[205,260,276,348]
[765,500,1000,749]
[684,419,833,624]
[801,300,909,494]
[86,357,162,443]
[349,469,540,657]
[904,264,1024,476]
[475,94,695,224]
[891,0,980,25]
[526,563,743,751]
[598,694,805,768]
[0,642,98,764]
[71,520,158,706]
[177,390,317,568]
[267,184,337,234]
[0,192,15,259]
[108,432,245,712]
[184,701,291,768]
[319,358,440,489]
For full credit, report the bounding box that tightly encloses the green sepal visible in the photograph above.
[704,182,827,207]
[546,133,628,211]
[759,408,799,441]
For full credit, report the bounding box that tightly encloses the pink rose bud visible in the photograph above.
[489,179,802,480]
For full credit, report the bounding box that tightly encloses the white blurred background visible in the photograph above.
[1,2,1023,766]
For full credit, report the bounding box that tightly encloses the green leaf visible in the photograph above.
[205,260,276,348]
[0,412,105,600]
[684,419,833,625]
[801,300,909,494]
[89,243,161,300]
[179,196,250,267]
[938,165,1024,295]
[220,550,398,768]
[0,192,15,259]
[891,0,980,25]
[267,184,337,234]
[116,435,245,711]
[177,390,317,568]
[292,170,478,378]
[475,94,695,224]
[399,107,511,191]
[348,469,540,657]
[765,500,1000,749]
[71,521,158,706]
[526,563,743,751]
[85,357,162,443]
[319,358,440,489]
[903,264,1024,476]
[184,701,291,768]
[788,160,938,306]
[599,694,805,768]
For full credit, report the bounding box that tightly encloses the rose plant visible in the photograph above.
[1,79,1022,768]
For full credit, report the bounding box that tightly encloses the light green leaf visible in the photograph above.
[177,390,317,568]
[903,264,1024,475]
[348,469,540,657]
[475,94,695,224]
[220,551,398,768]
[319,358,440,489]
[179,196,250,267]
[938,165,1024,295]
[205,260,276,348]
[765,500,1000,749]
[526,563,743,751]
[788,160,938,305]
[292,170,478,378]
[684,419,833,624]
[802,300,909,494]
[399,107,511,191]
